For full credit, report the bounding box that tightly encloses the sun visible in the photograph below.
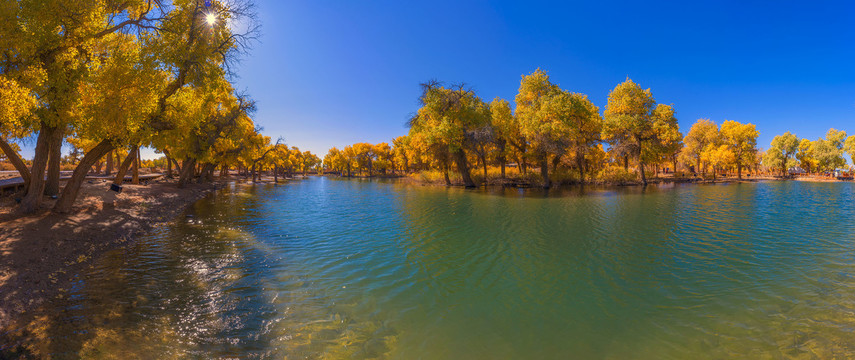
[205,13,217,26]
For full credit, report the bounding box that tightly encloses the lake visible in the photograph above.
[22,177,855,358]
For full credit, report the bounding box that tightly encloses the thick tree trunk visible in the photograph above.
[113,147,138,186]
[178,158,196,188]
[540,154,550,188]
[443,163,451,186]
[20,125,53,213]
[44,127,63,197]
[105,149,113,175]
[552,154,561,172]
[577,156,585,183]
[197,163,216,183]
[624,155,629,171]
[454,149,475,187]
[53,140,114,213]
[639,161,648,185]
[132,146,140,184]
[0,136,31,188]
[737,163,743,179]
[172,157,182,175]
[166,155,173,177]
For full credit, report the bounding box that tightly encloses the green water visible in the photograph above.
[12,178,855,358]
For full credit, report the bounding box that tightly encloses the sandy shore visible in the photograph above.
[0,179,225,335]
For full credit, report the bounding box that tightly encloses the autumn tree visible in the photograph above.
[490,97,522,178]
[409,81,490,187]
[646,104,682,174]
[809,129,847,173]
[680,119,719,176]
[719,120,758,179]
[602,78,661,185]
[702,145,735,180]
[763,132,799,175]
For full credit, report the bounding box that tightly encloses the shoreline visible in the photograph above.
[324,173,789,187]
[324,172,855,187]
[0,179,228,340]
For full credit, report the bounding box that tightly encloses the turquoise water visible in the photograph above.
[24,178,855,358]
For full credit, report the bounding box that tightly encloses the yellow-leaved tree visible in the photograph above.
[719,120,758,179]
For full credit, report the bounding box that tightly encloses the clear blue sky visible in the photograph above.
[23,1,855,160]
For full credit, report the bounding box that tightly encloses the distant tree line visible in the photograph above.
[325,70,855,187]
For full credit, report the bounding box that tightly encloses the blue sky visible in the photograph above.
[22,1,855,160]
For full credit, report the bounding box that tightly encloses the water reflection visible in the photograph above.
[5,178,855,359]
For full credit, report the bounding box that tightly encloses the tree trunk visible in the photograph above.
[105,149,114,175]
[172,157,182,175]
[166,154,173,177]
[53,140,114,213]
[482,156,488,185]
[443,163,451,186]
[624,155,629,171]
[113,147,138,186]
[132,146,140,184]
[44,127,63,197]
[197,163,216,183]
[178,158,196,188]
[0,136,31,188]
[577,155,585,183]
[639,160,648,186]
[737,163,743,180]
[540,154,550,188]
[454,149,475,187]
[20,125,54,213]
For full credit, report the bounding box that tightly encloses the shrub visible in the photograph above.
[596,165,638,184]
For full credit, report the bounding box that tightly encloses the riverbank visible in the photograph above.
[328,172,783,187]
[0,179,225,340]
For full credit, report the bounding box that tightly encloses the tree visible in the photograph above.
[392,136,411,174]
[647,104,682,174]
[0,75,37,187]
[6,1,168,213]
[845,135,855,167]
[719,120,758,179]
[516,70,602,187]
[702,145,735,180]
[490,97,521,178]
[409,81,490,187]
[680,119,719,176]
[809,129,847,173]
[764,132,799,175]
[796,138,816,173]
[602,78,657,185]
